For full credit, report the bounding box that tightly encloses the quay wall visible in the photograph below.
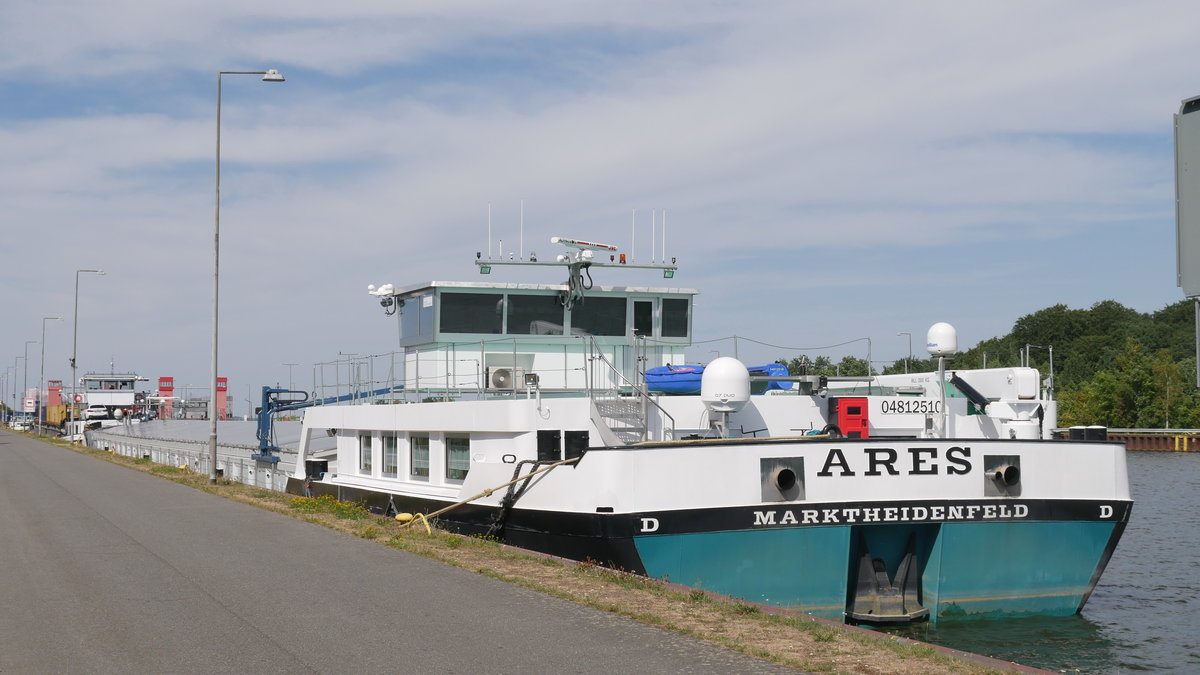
[1105,430,1200,452]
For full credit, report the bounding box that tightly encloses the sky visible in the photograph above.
[1,1,1196,415]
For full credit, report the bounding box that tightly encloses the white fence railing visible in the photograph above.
[86,429,295,492]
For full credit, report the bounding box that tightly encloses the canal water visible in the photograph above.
[880,450,1200,672]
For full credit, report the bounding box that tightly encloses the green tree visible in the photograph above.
[1148,349,1199,428]
[1057,338,1189,428]
[880,356,936,375]
[1011,303,1085,349]
[1147,300,1197,361]
[776,355,871,376]
[1055,334,1124,390]
[834,355,871,377]
[777,356,834,376]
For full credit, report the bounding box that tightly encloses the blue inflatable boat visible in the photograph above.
[645,363,792,395]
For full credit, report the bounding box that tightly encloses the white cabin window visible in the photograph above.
[382,434,398,477]
[410,435,430,478]
[446,437,470,481]
[359,434,373,474]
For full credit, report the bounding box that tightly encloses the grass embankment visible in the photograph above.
[47,436,1017,674]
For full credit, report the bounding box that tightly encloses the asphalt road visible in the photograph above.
[0,430,793,674]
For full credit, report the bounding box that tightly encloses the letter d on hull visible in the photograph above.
[640,517,660,533]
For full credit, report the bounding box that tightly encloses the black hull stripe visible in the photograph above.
[288,478,1131,576]
[627,498,1132,536]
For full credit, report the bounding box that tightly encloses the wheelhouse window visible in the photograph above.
[570,296,626,336]
[382,434,398,477]
[400,291,434,341]
[440,292,503,334]
[359,433,373,474]
[661,298,690,338]
[410,435,430,478]
[446,437,470,481]
[507,293,565,335]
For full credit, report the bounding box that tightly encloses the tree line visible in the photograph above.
[777,299,1199,429]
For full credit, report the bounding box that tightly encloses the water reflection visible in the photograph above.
[882,615,1125,672]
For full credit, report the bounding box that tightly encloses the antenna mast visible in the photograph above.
[652,209,658,263]
[630,210,636,263]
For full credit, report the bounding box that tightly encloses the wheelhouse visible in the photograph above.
[384,281,697,396]
[81,372,147,408]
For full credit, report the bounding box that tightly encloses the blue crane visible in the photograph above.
[253,384,404,463]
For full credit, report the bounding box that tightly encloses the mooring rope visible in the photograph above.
[396,455,581,530]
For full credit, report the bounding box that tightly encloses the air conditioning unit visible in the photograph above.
[488,367,526,389]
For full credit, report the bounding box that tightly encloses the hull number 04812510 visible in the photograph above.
[878,399,943,415]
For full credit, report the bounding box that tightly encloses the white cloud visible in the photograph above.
[2,1,1197,403]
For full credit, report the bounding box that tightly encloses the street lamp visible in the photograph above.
[40,316,62,424]
[210,68,286,485]
[897,332,912,374]
[5,365,14,420]
[70,269,105,440]
[22,340,37,422]
[282,362,298,391]
[13,358,23,421]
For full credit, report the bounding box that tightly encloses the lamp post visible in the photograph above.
[70,269,105,440]
[40,316,62,424]
[22,341,37,422]
[13,358,23,421]
[6,365,14,419]
[897,332,912,374]
[210,68,285,485]
[282,362,298,391]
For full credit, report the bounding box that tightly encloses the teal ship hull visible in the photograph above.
[632,504,1129,622]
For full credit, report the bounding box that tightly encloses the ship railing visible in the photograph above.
[302,338,679,430]
[308,351,405,405]
[307,340,597,405]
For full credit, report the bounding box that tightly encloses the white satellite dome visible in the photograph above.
[926,322,958,357]
[701,357,751,414]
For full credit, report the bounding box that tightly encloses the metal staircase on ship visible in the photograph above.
[582,335,674,446]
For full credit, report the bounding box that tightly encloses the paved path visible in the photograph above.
[0,430,793,673]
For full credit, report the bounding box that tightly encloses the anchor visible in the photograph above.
[846,531,930,624]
